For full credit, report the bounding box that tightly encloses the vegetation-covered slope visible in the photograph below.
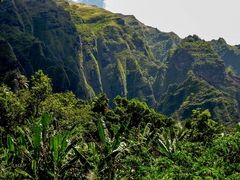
[0,0,85,96]
[120,14,181,62]
[1,1,240,178]
[0,0,240,122]
[159,36,240,122]
[0,35,21,88]
[211,38,240,75]
[0,0,177,106]
[60,1,170,106]
[0,71,240,179]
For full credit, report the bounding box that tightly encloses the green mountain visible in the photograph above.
[0,35,22,89]
[0,0,240,122]
[0,0,84,96]
[211,38,240,75]
[159,36,240,122]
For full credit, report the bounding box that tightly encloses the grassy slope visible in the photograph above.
[59,1,163,106]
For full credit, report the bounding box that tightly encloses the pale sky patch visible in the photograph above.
[105,0,240,45]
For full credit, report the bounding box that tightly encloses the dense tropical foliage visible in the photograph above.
[1,0,240,179]
[0,71,239,179]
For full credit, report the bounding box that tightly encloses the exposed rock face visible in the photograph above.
[0,0,84,96]
[0,36,20,87]
[0,0,240,122]
[211,38,240,75]
[158,36,240,121]
[120,14,181,62]
[59,2,173,106]
[163,36,224,92]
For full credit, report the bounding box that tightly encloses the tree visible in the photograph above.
[185,108,218,143]
[0,85,24,143]
[91,93,109,115]
[13,74,29,90]
[29,70,52,116]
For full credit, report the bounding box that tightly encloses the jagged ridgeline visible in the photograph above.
[0,0,240,122]
[0,0,179,105]
[159,36,240,122]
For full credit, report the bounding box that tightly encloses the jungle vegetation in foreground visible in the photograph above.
[0,71,240,179]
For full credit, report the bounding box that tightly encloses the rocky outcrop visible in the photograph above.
[0,36,20,87]
[211,38,240,75]
[120,14,181,62]
[0,0,240,122]
[158,36,240,122]
[0,0,84,95]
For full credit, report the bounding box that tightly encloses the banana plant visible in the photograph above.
[92,116,128,179]
[157,124,186,159]
[96,120,155,178]
[3,113,89,179]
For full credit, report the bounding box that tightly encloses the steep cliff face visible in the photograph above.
[60,2,170,106]
[120,14,181,62]
[59,2,183,106]
[0,0,87,96]
[211,38,240,75]
[0,0,240,122]
[0,0,169,105]
[158,36,240,122]
[0,36,20,87]
[164,36,225,88]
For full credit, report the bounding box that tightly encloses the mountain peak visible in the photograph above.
[217,37,227,44]
[0,0,240,122]
[184,35,202,42]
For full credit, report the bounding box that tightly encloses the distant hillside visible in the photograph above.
[0,0,240,122]
[159,36,240,122]
[211,38,240,75]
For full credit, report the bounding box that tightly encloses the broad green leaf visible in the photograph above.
[21,146,32,160]
[32,160,37,178]
[158,138,171,158]
[47,171,55,177]
[41,113,51,132]
[97,117,110,151]
[15,168,33,179]
[7,135,14,152]
[111,128,121,151]
[143,123,151,138]
[23,126,33,147]
[33,122,42,158]
[51,134,61,164]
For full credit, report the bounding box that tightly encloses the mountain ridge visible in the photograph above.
[0,0,240,122]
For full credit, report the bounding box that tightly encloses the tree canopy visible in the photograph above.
[0,71,239,179]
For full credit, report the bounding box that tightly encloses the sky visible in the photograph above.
[104,0,240,45]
